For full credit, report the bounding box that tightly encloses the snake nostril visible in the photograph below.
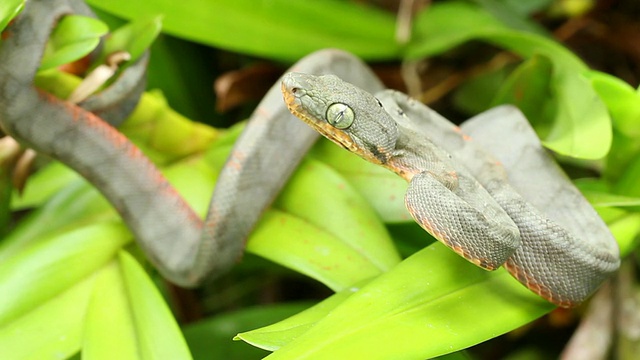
[291,87,298,94]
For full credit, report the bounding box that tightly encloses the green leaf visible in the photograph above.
[2,180,115,261]
[453,65,513,115]
[40,15,108,71]
[164,137,400,291]
[0,0,22,33]
[205,144,401,291]
[83,260,139,359]
[575,178,640,209]
[10,162,81,210]
[247,205,392,292]
[184,302,312,360]
[614,155,640,197]
[272,158,401,273]
[123,90,220,162]
[102,15,163,64]
[491,54,554,137]
[408,2,505,57]
[0,221,131,326]
[605,131,640,182]
[119,251,193,360]
[237,285,363,351]
[0,272,95,359]
[86,0,399,61]
[607,212,640,257]
[479,33,610,159]
[472,0,551,35]
[243,243,551,359]
[308,139,411,223]
[586,70,640,138]
[408,1,612,159]
[541,68,610,159]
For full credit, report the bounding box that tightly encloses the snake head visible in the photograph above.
[282,72,398,165]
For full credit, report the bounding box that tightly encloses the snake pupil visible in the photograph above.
[326,103,355,129]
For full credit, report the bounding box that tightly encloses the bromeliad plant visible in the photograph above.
[1,0,639,359]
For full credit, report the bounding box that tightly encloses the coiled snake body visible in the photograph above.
[282,73,620,307]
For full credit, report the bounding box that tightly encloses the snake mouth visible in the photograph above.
[281,74,359,153]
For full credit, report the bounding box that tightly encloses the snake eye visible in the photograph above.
[326,103,354,129]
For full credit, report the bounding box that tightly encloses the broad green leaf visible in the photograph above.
[0,221,131,326]
[86,0,399,61]
[0,272,96,360]
[453,65,513,115]
[248,209,385,292]
[119,251,192,360]
[309,139,411,223]
[588,198,628,225]
[1,180,115,261]
[387,222,437,258]
[609,139,640,181]
[102,15,163,64]
[248,155,400,290]
[83,261,139,360]
[491,54,554,137]
[586,70,640,138]
[145,135,398,293]
[273,158,401,272]
[35,67,82,99]
[123,90,220,163]
[0,0,22,33]
[247,243,551,359]
[574,181,640,255]
[11,162,81,209]
[477,33,610,159]
[540,67,610,159]
[237,285,363,351]
[607,213,640,257]
[575,178,640,209]
[184,302,312,360]
[40,15,108,71]
[4,52,211,360]
[614,155,640,197]
[472,0,551,35]
[590,183,640,257]
[205,144,402,290]
[408,1,611,159]
[408,2,504,57]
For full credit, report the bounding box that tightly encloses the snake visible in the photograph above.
[0,0,383,286]
[0,0,619,307]
[281,73,620,307]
